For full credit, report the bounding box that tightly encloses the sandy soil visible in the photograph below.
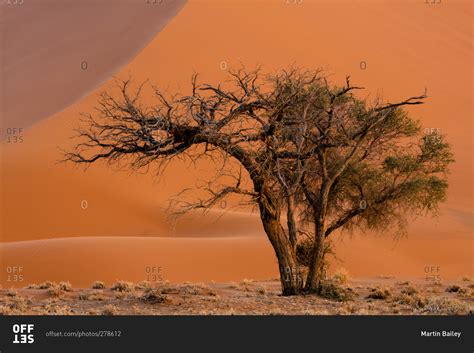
[0,0,472,286]
[0,278,472,315]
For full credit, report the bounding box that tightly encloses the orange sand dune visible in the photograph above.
[332,233,472,280]
[0,0,472,282]
[0,0,186,138]
[0,236,278,287]
[0,233,471,288]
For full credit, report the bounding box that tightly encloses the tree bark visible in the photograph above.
[304,182,330,293]
[304,219,326,292]
[259,195,303,296]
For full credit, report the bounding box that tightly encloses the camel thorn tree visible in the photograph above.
[64,67,453,296]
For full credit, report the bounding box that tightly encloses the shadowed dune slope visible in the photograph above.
[0,0,187,139]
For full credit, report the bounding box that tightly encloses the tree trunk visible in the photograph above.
[304,183,330,293]
[259,198,303,296]
[304,220,326,292]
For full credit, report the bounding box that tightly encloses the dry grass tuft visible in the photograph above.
[114,291,132,300]
[401,285,419,296]
[78,293,88,300]
[38,281,56,289]
[140,288,167,304]
[366,287,391,300]
[0,305,14,315]
[420,297,470,315]
[45,305,75,315]
[177,283,216,296]
[241,279,254,285]
[101,305,118,315]
[445,285,469,297]
[6,288,17,297]
[1,296,32,314]
[319,281,354,302]
[111,281,134,292]
[393,284,427,309]
[78,290,106,301]
[24,281,70,295]
[394,293,428,309]
[179,284,201,295]
[333,268,349,284]
[58,282,72,292]
[47,287,63,298]
[445,285,461,293]
[91,281,106,289]
[228,282,239,289]
[396,281,411,286]
[238,279,255,292]
[135,281,153,290]
[428,281,444,287]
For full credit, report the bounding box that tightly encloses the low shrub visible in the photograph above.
[421,297,470,315]
[111,281,133,292]
[91,281,106,289]
[333,268,349,284]
[366,287,391,300]
[140,288,166,304]
[319,281,354,302]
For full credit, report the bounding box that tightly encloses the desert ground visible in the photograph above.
[0,0,472,314]
[0,277,472,315]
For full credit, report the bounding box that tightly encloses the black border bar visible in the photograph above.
[0,315,472,353]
